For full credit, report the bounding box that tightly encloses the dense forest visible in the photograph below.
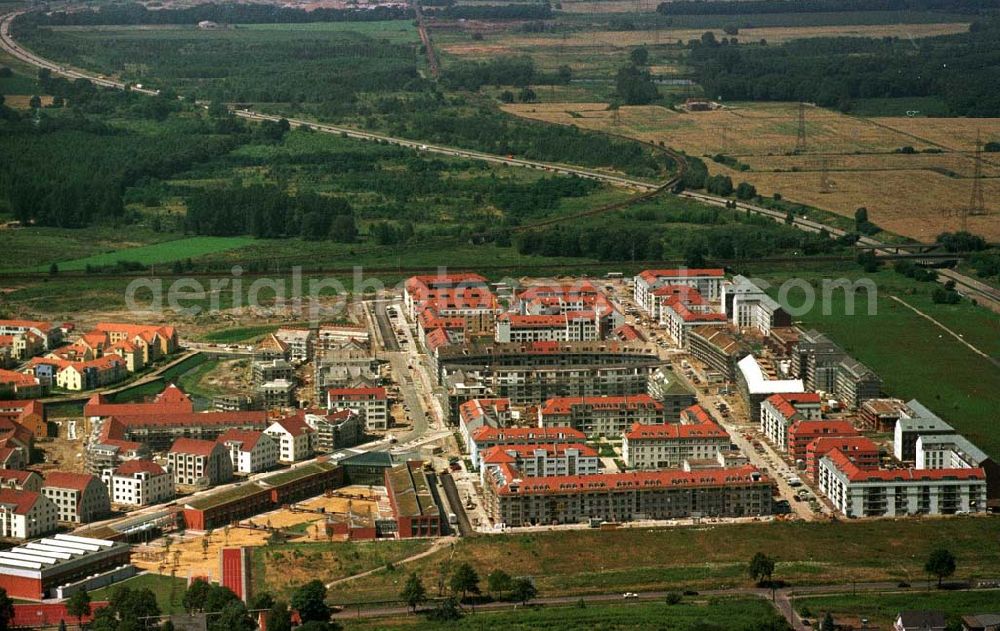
[442,57,571,91]
[24,3,413,26]
[688,20,1000,116]
[657,0,1000,16]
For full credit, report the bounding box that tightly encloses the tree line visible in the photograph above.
[442,56,572,91]
[687,21,1000,116]
[26,3,413,26]
[656,0,1000,16]
[424,4,553,20]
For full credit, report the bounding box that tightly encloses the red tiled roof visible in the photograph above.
[270,413,314,437]
[540,394,663,416]
[481,442,598,464]
[498,314,567,327]
[0,469,39,484]
[0,489,44,514]
[824,449,984,483]
[789,420,857,441]
[681,404,716,425]
[625,421,728,441]
[765,393,823,419]
[169,437,221,457]
[43,471,98,492]
[217,429,266,452]
[495,465,767,496]
[115,459,166,476]
[638,269,725,283]
[611,324,644,342]
[806,436,879,459]
[103,411,265,432]
[472,426,586,442]
[0,319,52,332]
[328,387,387,400]
[0,370,40,386]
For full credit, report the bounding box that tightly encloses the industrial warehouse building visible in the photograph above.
[0,534,133,600]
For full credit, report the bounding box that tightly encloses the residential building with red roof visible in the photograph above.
[610,324,645,343]
[217,429,278,474]
[622,410,731,470]
[0,370,43,399]
[0,320,61,351]
[0,399,47,438]
[0,469,42,492]
[483,464,772,527]
[327,387,389,431]
[403,274,499,338]
[787,419,858,462]
[0,418,35,467]
[167,438,233,488]
[760,393,823,452]
[806,436,880,482]
[0,447,25,470]
[83,383,193,421]
[265,415,317,463]
[469,426,586,467]
[91,323,178,361]
[479,443,599,483]
[102,459,174,507]
[633,269,725,315]
[54,355,127,391]
[41,472,110,524]
[658,288,728,347]
[301,408,364,452]
[458,398,511,455]
[0,489,58,539]
[538,394,664,437]
[818,449,987,517]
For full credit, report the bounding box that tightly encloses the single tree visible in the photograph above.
[0,588,15,631]
[249,592,275,612]
[267,601,293,631]
[510,578,537,605]
[59,620,68,631]
[49,263,59,276]
[820,612,836,631]
[67,589,92,629]
[183,579,213,613]
[925,549,956,588]
[400,573,427,612]
[629,46,649,65]
[290,580,330,622]
[449,563,481,601]
[748,552,775,585]
[487,569,513,600]
[723,24,739,35]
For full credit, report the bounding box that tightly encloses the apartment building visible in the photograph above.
[41,472,111,524]
[633,269,725,315]
[92,323,178,362]
[495,313,603,343]
[265,415,316,463]
[301,409,364,452]
[0,470,43,492]
[53,356,128,391]
[458,398,512,456]
[686,326,746,383]
[835,357,882,410]
[786,420,858,462]
[469,426,586,467]
[316,324,369,352]
[759,393,823,452]
[722,276,791,337]
[818,449,987,517]
[0,370,43,399]
[0,489,58,540]
[622,414,730,470]
[252,359,294,386]
[167,438,233,488]
[275,328,315,363]
[646,368,697,421]
[538,394,664,437]
[792,329,845,393]
[805,436,880,482]
[659,290,727,347]
[484,464,772,527]
[403,273,498,334]
[102,460,174,507]
[915,434,999,507]
[326,387,389,431]
[217,429,279,475]
[735,355,805,422]
[0,320,61,351]
[893,400,956,462]
[479,443,600,482]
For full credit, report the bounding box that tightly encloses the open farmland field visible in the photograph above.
[343,597,788,630]
[503,102,1000,241]
[327,518,1000,603]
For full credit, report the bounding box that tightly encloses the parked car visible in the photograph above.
[623,592,639,599]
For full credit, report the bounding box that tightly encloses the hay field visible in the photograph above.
[503,101,1000,240]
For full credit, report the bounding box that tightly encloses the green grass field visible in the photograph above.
[89,572,187,615]
[343,597,787,630]
[756,264,1000,459]
[25,236,256,272]
[0,226,181,273]
[793,590,1000,629]
[326,518,1000,604]
[200,325,281,343]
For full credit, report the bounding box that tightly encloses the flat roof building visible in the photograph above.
[0,534,132,600]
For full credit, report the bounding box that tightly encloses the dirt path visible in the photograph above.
[324,536,457,588]
[888,295,999,368]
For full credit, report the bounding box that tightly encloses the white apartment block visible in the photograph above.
[102,460,174,507]
[722,276,791,337]
[633,269,725,316]
[818,449,987,517]
[327,387,389,431]
[479,443,599,484]
[275,328,315,362]
[759,393,823,452]
[915,434,989,471]
[166,439,233,487]
[494,313,601,343]
[265,416,316,463]
[0,489,58,539]
[41,472,111,523]
[458,398,512,456]
[217,429,279,474]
